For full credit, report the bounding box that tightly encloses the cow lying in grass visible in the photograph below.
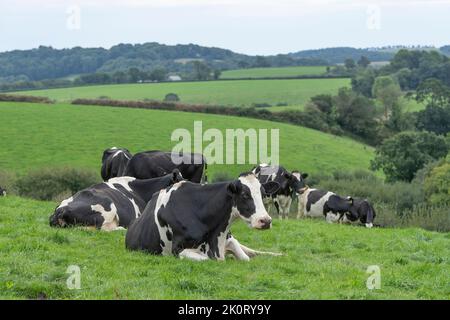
[297,186,376,228]
[49,170,184,231]
[126,172,282,261]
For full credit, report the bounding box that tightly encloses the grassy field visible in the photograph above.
[1,195,449,299]
[14,78,350,107]
[220,66,327,79]
[0,102,374,178]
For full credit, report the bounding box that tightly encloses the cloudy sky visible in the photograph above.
[0,0,449,54]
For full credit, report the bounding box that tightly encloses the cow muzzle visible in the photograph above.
[251,215,272,230]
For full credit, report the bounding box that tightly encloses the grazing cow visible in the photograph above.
[124,150,207,183]
[297,187,375,228]
[125,172,281,261]
[253,164,308,219]
[101,147,132,181]
[49,170,184,231]
[0,186,5,196]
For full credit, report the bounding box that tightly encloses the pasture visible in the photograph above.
[0,101,374,177]
[13,78,350,107]
[1,195,449,299]
[220,66,327,79]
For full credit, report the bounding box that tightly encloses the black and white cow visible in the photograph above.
[0,186,6,196]
[101,147,132,181]
[49,170,184,231]
[125,172,281,261]
[253,164,308,219]
[297,187,376,228]
[101,148,207,183]
[124,150,207,183]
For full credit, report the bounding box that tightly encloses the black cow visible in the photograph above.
[126,172,282,261]
[49,170,184,231]
[0,186,5,196]
[297,187,376,228]
[101,147,132,181]
[253,164,308,219]
[124,150,207,183]
[101,148,207,183]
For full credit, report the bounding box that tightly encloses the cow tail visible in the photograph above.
[203,161,208,184]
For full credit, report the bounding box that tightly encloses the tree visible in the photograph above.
[372,76,402,119]
[149,68,167,81]
[357,56,371,68]
[352,68,376,97]
[415,78,450,108]
[344,58,356,70]
[192,61,212,80]
[254,56,271,68]
[424,155,450,205]
[370,131,449,182]
[213,69,222,80]
[416,105,450,135]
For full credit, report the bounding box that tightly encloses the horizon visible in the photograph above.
[1,0,449,55]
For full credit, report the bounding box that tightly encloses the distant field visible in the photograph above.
[0,102,373,178]
[14,78,350,107]
[220,66,327,79]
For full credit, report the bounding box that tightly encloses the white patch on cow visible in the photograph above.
[299,188,334,218]
[129,198,141,218]
[239,174,271,229]
[292,172,301,180]
[365,223,373,228]
[91,203,120,231]
[106,176,136,192]
[57,196,73,209]
[225,236,250,261]
[111,149,131,160]
[152,181,186,255]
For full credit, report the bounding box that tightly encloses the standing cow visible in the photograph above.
[49,170,184,231]
[297,187,376,228]
[253,164,308,219]
[101,148,207,183]
[126,172,282,261]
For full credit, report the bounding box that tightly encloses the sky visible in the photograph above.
[0,0,449,55]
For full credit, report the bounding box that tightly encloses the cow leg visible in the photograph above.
[225,237,250,261]
[179,249,209,261]
[237,242,283,257]
[297,195,304,219]
[273,201,282,220]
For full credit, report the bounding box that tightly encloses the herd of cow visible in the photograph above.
[1,147,376,261]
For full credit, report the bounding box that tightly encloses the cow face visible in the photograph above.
[356,199,376,228]
[0,187,5,196]
[287,171,308,194]
[171,169,184,183]
[228,173,279,229]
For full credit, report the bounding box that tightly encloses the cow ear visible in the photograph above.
[263,181,280,195]
[347,196,354,205]
[227,180,241,195]
[172,169,182,182]
[301,173,309,179]
[283,172,292,179]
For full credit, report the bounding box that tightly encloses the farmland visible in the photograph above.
[220,66,328,79]
[1,195,449,299]
[0,101,373,177]
[14,78,350,107]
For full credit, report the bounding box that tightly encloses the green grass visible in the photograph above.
[1,196,448,299]
[220,66,327,79]
[14,78,350,107]
[0,102,374,178]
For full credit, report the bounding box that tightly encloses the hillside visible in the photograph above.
[0,101,373,178]
[13,78,350,107]
[220,66,328,79]
[1,195,448,299]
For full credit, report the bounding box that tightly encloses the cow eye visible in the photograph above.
[242,192,251,199]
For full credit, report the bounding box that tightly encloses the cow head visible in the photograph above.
[228,173,279,229]
[286,171,308,194]
[101,147,132,181]
[356,199,376,228]
[0,186,5,197]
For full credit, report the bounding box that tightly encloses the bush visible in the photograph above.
[0,170,18,195]
[252,103,272,108]
[0,94,53,104]
[15,167,100,201]
[424,157,450,205]
[164,93,180,102]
